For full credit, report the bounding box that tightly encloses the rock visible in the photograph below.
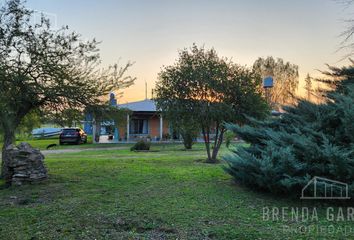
[4,143,47,185]
[5,145,17,151]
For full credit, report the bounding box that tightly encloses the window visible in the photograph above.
[130,119,148,134]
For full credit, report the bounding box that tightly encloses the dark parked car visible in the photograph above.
[59,128,88,145]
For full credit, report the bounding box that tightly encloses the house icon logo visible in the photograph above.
[301,176,350,200]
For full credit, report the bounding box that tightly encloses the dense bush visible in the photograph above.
[180,128,199,150]
[223,64,354,197]
[130,140,151,151]
[224,130,236,148]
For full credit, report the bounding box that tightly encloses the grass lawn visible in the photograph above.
[0,143,352,239]
[1,136,119,151]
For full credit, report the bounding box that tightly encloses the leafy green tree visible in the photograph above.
[224,130,236,148]
[17,110,42,139]
[166,111,199,150]
[179,125,199,150]
[155,45,268,163]
[224,63,354,197]
[44,109,83,128]
[253,56,299,108]
[0,0,135,180]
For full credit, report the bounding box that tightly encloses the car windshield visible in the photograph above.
[62,129,78,134]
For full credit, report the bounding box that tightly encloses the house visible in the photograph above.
[83,95,171,142]
[118,99,170,141]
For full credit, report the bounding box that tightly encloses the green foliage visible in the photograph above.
[130,140,151,151]
[0,0,135,178]
[17,110,42,138]
[0,1,135,140]
[168,118,199,150]
[44,109,83,128]
[155,44,268,161]
[224,63,354,197]
[224,130,236,148]
[180,127,198,150]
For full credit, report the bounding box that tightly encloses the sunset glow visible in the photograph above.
[21,0,351,102]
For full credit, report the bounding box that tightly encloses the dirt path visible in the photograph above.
[41,146,127,155]
[0,146,127,159]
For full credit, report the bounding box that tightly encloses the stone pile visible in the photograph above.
[5,142,47,185]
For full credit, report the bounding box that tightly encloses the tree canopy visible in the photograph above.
[253,56,299,108]
[224,62,354,197]
[0,0,135,180]
[155,44,268,163]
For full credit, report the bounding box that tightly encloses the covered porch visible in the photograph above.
[121,111,166,142]
[110,99,169,143]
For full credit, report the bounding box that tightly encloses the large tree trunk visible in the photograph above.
[209,123,220,163]
[201,125,211,161]
[1,128,15,181]
[202,123,225,164]
[181,130,193,150]
[210,129,225,163]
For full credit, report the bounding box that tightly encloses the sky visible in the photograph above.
[21,0,354,102]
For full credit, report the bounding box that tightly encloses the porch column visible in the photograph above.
[92,119,97,144]
[126,114,130,141]
[159,115,163,141]
[114,127,118,142]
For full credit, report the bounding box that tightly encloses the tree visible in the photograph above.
[223,63,354,197]
[44,109,83,128]
[0,0,135,180]
[163,107,199,149]
[178,122,199,150]
[253,56,299,108]
[155,45,268,163]
[304,73,312,101]
[338,0,354,58]
[17,109,42,139]
[224,130,236,148]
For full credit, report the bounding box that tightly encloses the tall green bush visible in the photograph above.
[223,63,354,197]
[224,130,236,148]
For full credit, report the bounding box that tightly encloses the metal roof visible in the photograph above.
[118,99,157,112]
